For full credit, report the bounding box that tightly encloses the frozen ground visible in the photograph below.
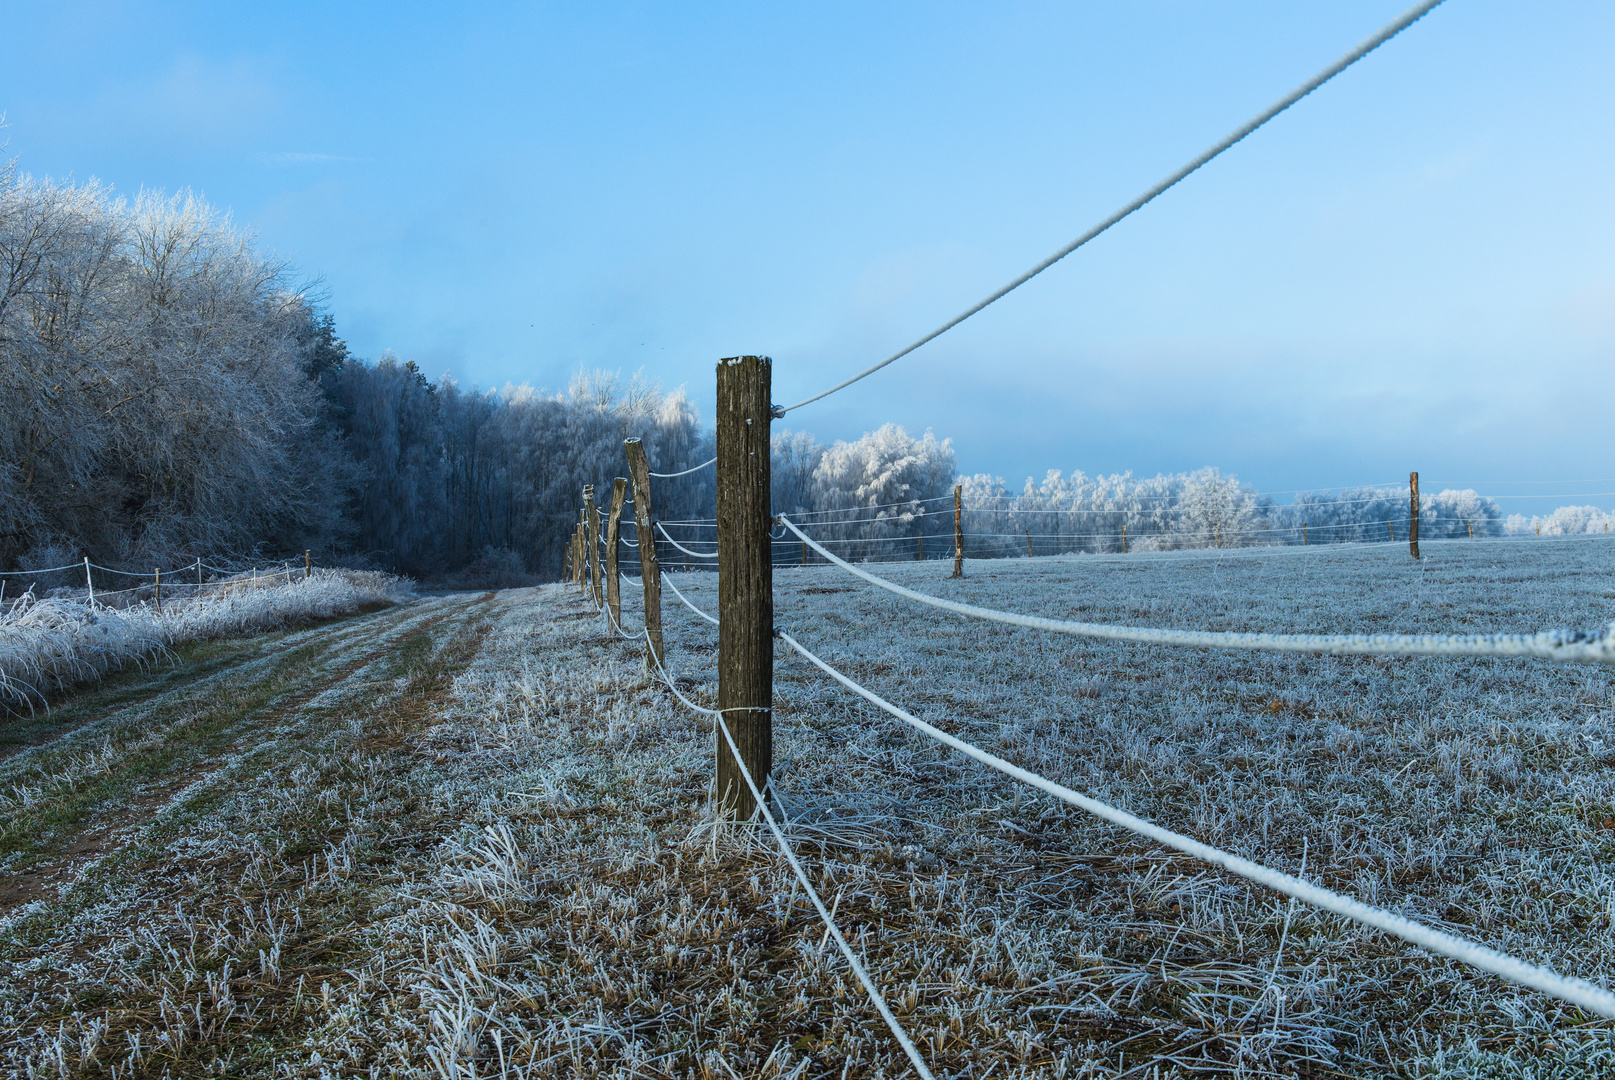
[0,538,1612,1077]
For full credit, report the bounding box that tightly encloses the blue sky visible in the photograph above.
[4,1,1612,510]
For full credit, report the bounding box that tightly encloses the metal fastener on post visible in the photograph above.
[623,438,666,672]
[715,356,773,822]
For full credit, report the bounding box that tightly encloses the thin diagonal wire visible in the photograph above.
[778,516,1615,664]
[650,457,718,479]
[775,629,1615,1019]
[662,571,720,626]
[656,521,721,559]
[711,706,938,1079]
[777,0,1446,414]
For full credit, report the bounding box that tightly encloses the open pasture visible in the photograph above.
[1,538,1612,1077]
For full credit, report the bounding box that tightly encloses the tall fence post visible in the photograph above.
[84,557,95,607]
[1409,471,1421,560]
[584,485,603,606]
[951,484,964,578]
[305,549,311,580]
[716,355,772,821]
[605,478,627,627]
[154,567,162,613]
[623,438,666,673]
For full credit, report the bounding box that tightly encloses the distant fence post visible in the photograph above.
[1303,522,1308,546]
[196,558,203,589]
[1025,528,1033,559]
[1388,521,1394,543]
[1121,523,1128,554]
[1468,521,1474,540]
[84,557,94,606]
[917,533,923,561]
[305,550,311,580]
[715,355,773,822]
[951,484,964,578]
[605,478,627,627]
[1409,471,1421,559]
[624,438,666,672]
[584,484,604,606]
[154,567,162,613]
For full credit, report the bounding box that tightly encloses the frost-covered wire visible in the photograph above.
[656,522,720,559]
[0,561,91,576]
[649,457,718,479]
[779,516,1615,664]
[775,629,1615,1019]
[661,572,720,626]
[776,0,1446,413]
[711,700,939,1080]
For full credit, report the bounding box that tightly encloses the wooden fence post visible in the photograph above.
[1409,471,1421,559]
[606,478,627,627]
[1121,523,1128,554]
[585,485,604,606]
[801,540,807,566]
[1303,522,1308,546]
[196,558,203,589]
[305,550,311,580]
[917,533,923,561]
[623,439,666,673]
[716,355,772,821]
[1025,528,1033,559]
[84,557,94,606]
[1468,521,1474,540]
[951,484,964,578]
[1388,521,1394,543]
[154,567,162,613]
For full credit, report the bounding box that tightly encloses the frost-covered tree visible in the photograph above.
[792,425,956,561]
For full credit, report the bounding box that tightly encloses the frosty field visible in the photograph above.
[2,538,1613,1077]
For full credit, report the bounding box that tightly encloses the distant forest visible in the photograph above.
[9,171,1596,587]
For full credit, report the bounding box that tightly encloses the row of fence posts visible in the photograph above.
[73,550,316,612]
[564,357,1439,821]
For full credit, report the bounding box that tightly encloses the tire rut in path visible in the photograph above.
[0,595,483,911]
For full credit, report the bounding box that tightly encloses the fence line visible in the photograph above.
[655,522,721,559]
[778,516,1615,664]
[772,629,1615,1019]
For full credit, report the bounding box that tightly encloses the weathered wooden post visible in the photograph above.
[84,557,95,606]
[305,550,312,580]
[1025,528,1033,558]
[951,484,964,578]
[605,478,627,627]
[1388,521,1395,543]
[1409,471,1421,559]
[1121,523,1128,554]
[196,558,203,589]
[1468,521,1474,540]
[585,485,604,606]
[917,533,923,561]
[716,355,772,821]
[154,567,162,613]
[801,540,807,566]
[623,439,666,672]
[1303,522,1308,546]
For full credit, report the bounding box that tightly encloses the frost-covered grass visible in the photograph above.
[0,568,413,708]
[1,539,1612,1077]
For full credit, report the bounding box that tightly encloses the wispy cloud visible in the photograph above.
[258,151,370,165]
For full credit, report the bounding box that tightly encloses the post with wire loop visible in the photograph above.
[1409,470,1421,560]
[584,485,603,606]
[84,557,95,607]
[715,355,773,821]
[951,483,964,579]
[605,478,627,627]
[623,438,666,672]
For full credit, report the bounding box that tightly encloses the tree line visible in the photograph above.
[4,170,1523,586]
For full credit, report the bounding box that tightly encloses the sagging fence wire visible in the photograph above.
[771,629,1615,1019]
[777,0,1447,414]
[594,565,937,1078]
[649,457,718,479]
[778,516,1615,664]
[656,522,721,559]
